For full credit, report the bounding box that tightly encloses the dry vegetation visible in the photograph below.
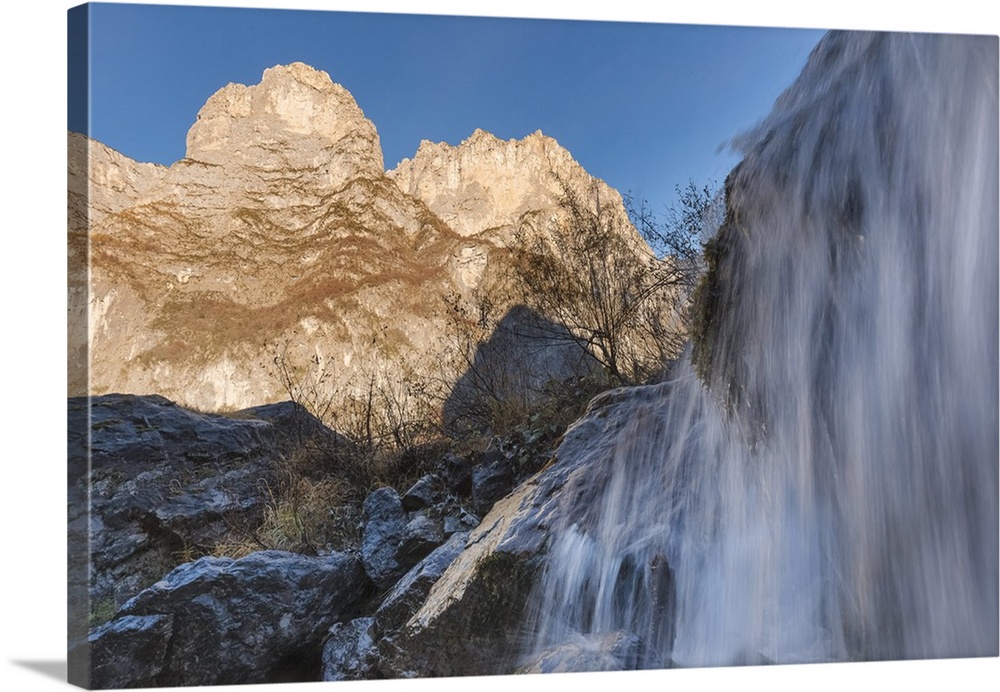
[94,175,718,563]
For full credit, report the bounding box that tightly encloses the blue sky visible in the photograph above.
[76,2,824,212]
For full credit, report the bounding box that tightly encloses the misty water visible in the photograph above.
[529,32,998,667]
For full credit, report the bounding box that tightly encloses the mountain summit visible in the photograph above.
[71,62,664,414]
[390,128,623,240]
[186,62,384,191]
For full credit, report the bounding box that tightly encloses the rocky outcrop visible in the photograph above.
[470,449,516,517]
[68,394,342,616]
[389,128,627,241]
[186,63,382,181]
[375,383,674,677]
[67,132,168,226]
[71,380,676,684]
[322,531,471,681]
[82,550,370,688]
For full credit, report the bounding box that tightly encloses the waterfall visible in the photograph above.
[529,30,998,668]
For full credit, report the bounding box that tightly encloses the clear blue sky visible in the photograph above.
[75,2,824,212]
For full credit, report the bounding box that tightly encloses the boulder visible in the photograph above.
[375,531,470,633]
[361,487,450,591]
[398,514,446,563]
[360,487,408,590]
[71,394,324,612]
[322,533,470,682]
[401,473,442,511]
[471,451,516,517]
[321,617,379,682]
[83,550,370,688]
[440,453,473,495]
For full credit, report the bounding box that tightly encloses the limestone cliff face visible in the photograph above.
[75,62,652,413]
[390,128,627,242]
[68,133,169,224]
[182,62,383,210]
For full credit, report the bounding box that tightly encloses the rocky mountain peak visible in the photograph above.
[389,127,625,239]
[183,62,383,190]
[77,61,658,413]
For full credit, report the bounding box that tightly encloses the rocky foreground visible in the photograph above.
[69,387,672,687]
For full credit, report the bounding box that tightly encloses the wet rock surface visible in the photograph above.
[375,384,676,677]
[519,631,646,674]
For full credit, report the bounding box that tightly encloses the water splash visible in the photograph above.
[530,31,998,667]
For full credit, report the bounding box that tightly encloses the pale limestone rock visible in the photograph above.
[68,132,168,226]
[75,61,667,414]
[389,128,626,240]
[186,62,383,193]
[451,242,490,290]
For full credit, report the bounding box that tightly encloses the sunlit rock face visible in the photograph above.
[184,62,384,202]
[73,62,652,413]
[389,128,627,241]
[68,133,168,224]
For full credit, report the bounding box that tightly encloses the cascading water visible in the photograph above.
[528,31,998,668]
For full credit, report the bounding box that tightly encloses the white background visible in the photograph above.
[1,1,997,691]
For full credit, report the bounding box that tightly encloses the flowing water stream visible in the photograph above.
[530,30,998,668]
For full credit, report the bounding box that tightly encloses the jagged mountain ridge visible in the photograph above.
[73,62,654,413]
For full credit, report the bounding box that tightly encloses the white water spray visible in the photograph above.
[530,31,998,667]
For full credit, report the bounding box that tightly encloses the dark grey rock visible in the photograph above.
[360,487,407,590]
[398,513,446,565]
[401,474,441,511]
[471,455,515,517]
[321,617,378,682]
[89,550,371,688]
[74,395,273,612]
[238,400,349,450]
[70,394,345,614]
[319,533,470,683]
[440,453,472,495]
[375,531,469,632]
[443,513,475,535]
[85,614,175,689]
[361,486,449,591]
